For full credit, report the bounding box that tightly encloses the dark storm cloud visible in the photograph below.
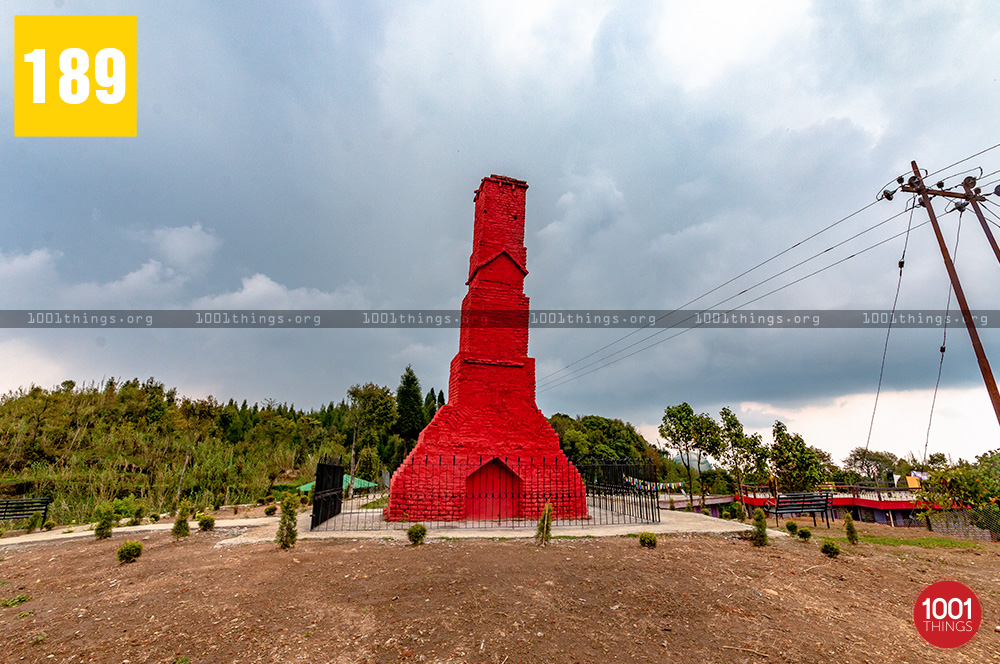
[2,1,998,457]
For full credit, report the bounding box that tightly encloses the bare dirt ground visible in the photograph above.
[1,517,997,664]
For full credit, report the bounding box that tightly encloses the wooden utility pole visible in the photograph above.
[901,161,1000,428]
[961,176,1000,268]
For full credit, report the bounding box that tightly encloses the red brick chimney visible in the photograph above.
[385,175,587,521]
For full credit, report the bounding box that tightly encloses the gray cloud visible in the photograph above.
[2,1,998,458]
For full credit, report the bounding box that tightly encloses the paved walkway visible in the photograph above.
[1,510,768,550]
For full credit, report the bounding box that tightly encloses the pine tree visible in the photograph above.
[845,512,859,545]
[437,389,445,407]
[750,508,768,547]
[276,495,298,549]
[395,365,426,447]
[424,388,438,421]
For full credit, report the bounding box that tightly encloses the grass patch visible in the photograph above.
[824,534,980,549]
[1,593,30,608]
[360,496,388,510]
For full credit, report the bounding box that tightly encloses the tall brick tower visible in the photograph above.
[385,175,588,521]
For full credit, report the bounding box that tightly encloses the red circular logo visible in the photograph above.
[913,580,981,648]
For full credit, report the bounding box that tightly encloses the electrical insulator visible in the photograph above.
[882,189,894,201]
[898,259,904,269]
[940,345,946,354]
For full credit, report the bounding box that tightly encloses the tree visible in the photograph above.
[395,366,426,451]
[437,389,445,407]
[769,421,823,492]
[843,447,898,480]
[423,388,438,422]
[346,383,397,499]
[659,403,719,505]
[355,446,382,484]
[717,407,767,513]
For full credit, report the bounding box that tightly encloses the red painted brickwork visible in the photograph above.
[386,175,588,521]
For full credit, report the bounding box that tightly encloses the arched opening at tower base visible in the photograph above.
[465,457,521,520]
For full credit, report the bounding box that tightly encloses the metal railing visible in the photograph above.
[311,456,659,531]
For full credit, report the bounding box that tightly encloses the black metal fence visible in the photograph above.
[310,456,659,531]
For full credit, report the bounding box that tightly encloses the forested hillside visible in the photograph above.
[1,369,676,525]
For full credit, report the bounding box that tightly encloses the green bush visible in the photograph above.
[198,515,215,532]
[797,527,812,542]
[172,500,191,539]
[750,508,768,547]
[275,495,298,550]
[24,511,44,534]
[407,523,427,546]
[821,541,841,558]
[126,504,145,527]
[264,505,277,516]
[638,532,657,548]
[784,520,798,535]
[534,502,553,547]
[730,502,745,522]
[94,503,115,540]
[116,540,142,563]
[42,520,55,531]
[845,513,859,545]
[148,512,160,523]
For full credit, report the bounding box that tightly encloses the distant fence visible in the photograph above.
[311,456,659,531]
[926,507,1000,542]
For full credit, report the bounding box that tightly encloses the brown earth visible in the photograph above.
[1,518,997,664]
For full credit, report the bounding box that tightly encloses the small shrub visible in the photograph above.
[232,505,239,515]
[94,503,115,540]
[264,505,277,516]
[172,500,191,539]
[127,504,146,527]
[198,515,215,532]
[300,494,308,505]
[407,523,427,546]
[148,512,160,523]
[638,532,657,548]
[275,495,298,550]
[785,520,798,535]
[535,502,553,547]
[265,495,274,504]
[720,507,730,520]
[845,513,859,545]
[668,497,676,510]
[42,520,55,531]
[117,540,143,564]
[257,498,266,506]
[730,502,745,522]
[750,508,768,547]
[797,527,812,542]
[821,541,841,558]
[24,511,44,534]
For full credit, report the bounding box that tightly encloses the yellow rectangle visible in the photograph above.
[15,15,137,137]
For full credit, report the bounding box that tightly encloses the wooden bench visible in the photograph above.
[0,497,53,525]
[765,492,832,528]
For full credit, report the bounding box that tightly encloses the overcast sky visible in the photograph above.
[3,1,1000,467]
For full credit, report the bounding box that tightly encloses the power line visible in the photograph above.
[925,142,1000,179]
[924,209,963,463]
[863,203,916,456]
[539,217,934,393]
[537,200,881,383]
[538,207,910,390]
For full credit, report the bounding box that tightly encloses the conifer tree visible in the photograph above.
[395,365,426,448]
